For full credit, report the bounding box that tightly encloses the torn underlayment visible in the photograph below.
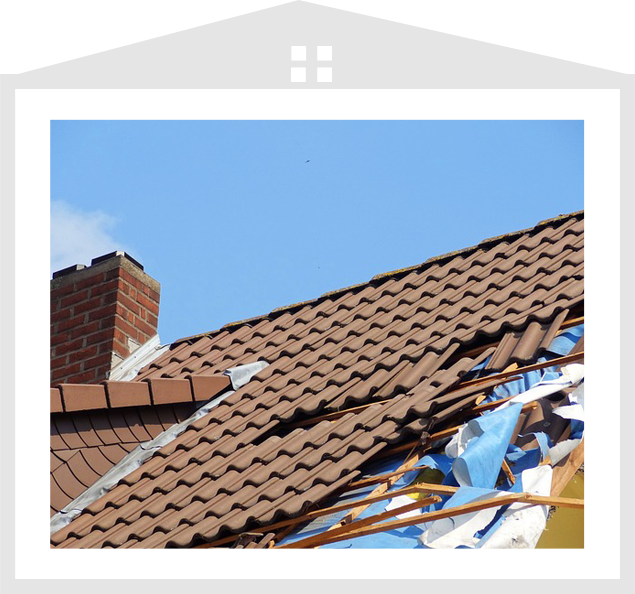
[449,402,524,488]
[49,361,269,536]
[446,362,583,488]
[418,364,584,549]
[482,324,584,402]
[419,465,553,549]
[279,353,584,549]
[496,363,584,410]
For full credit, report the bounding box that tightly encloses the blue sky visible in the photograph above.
[51,120,583,344]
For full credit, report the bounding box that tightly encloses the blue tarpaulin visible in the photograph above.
[452,403,523,488]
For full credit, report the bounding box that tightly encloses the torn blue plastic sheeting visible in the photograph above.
[496,364,583,411]
[282,423,546,549]
[383,454,453,492]
[550,394,585,464]
[503,445,541,491]
[277,483,376,547]
[491,440,548,493]
[480,323,584,403]
[418,486,504,549]
[554,382,585,443]
[277,452,415,547]
[392,455,454,513]
[571,420,584,439]
[430,486,501,510]
[419,465,553,549]
[327,425,536,548]
[281,450,466,549]
[547,323,584,356]
[322,473,431,549]
[476,465,553,548]
[486,360,558,402]
[451,403,523,489]
[468,356,490,372]
[321,525,425,549]
[516,431,551,461]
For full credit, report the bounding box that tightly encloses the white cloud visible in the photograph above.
[50,200,131,274]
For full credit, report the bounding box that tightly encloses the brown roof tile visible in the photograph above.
[104,381,151,408]
[485,309,569,371]
[68,412,103,447]
[188,374,231,402]
[50,388,64,413]
[60,384,108,412]
[145,378,194,405]
[51,211,584,547]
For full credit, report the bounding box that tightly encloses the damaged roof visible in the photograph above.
[50,210,584,548]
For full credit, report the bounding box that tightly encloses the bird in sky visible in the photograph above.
[305,160,310,163]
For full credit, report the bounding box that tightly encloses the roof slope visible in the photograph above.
[50,376,231,515]
[51,211,584,548]
[51,402,202,516]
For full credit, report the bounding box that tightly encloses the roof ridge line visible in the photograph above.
[173,209,584,346]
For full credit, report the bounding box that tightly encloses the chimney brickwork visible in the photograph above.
[50,252,160,385]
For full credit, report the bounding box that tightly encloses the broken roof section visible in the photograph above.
[51,210,583,548]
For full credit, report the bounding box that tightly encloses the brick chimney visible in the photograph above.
[50,252,160,385]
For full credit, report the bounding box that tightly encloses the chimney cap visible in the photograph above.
[91,251,144,271]
[51,251,158,292]
[52,264,87,279]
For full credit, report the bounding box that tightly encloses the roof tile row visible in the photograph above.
[484,309,569,372]
[51,374,231,413]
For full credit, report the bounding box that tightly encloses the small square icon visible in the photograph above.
[291,67,307,83]
[317,46,332,61]
[291,46,306,61]
[317,67,332,83]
